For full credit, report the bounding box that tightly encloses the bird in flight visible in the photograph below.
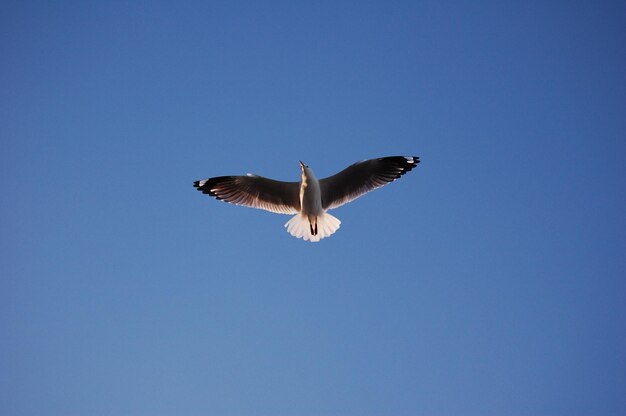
[193,156,420,242]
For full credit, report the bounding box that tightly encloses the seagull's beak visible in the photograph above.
[299,160,305,169]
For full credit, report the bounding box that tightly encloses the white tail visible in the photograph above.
[285,212,341,242]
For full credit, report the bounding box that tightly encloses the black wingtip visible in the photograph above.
[406,156,420,165]
[193,179,212,194]
[193,177,230,198]
[396,156,420,175]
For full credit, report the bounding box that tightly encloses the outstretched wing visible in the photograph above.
[194,174,301,214]
[320,156,420,210]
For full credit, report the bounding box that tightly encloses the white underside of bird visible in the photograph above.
[194,156,420,242]
[284,164,341,242]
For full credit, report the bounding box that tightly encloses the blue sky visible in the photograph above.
[2,1,625,415]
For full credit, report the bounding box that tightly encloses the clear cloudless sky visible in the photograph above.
[2,1,625,415]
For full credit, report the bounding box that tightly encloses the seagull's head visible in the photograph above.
[299,160,315,182]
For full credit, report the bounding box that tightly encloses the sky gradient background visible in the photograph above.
[2,1,625,415]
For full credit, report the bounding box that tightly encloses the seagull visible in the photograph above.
[193,156,420,242]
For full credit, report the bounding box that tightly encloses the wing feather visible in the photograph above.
[193,174,300,214]
[320,156,420,210]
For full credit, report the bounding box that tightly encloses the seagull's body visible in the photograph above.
[194,156,420,242]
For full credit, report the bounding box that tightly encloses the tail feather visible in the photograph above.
[285,213,341,242]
